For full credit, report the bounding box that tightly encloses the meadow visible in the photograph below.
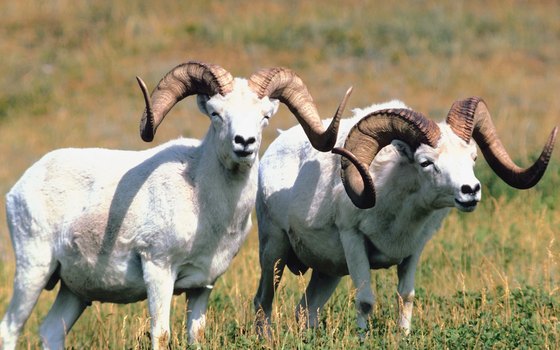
[0,1,559,348]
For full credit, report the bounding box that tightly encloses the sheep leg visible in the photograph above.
[142,260,175,350]
[253,224,291,336]
[185,287,211,344]
[296,270,340,328]
[39,282,88,350]
[340,230,374,332]
[0,255,58,350]
[396,253,420,335]
[253,256,287,337]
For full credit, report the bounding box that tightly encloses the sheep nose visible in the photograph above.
[461,183,481,195]
[234,135,256,147]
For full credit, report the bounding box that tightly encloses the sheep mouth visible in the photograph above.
[234,150,254,158]
[454,199,478,212]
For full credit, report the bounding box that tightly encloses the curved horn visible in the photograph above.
[446,97,558,189]
[332,109,441,209]
[136,61,234,142]
[248,67,352,152]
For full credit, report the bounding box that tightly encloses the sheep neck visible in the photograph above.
[193,131,258,230]
[355,148,448,258]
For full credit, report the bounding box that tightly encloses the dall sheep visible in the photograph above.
[0,61,351,350]
[254,97,557,336]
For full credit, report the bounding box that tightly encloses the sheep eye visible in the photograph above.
[211,112,220,118]
[420,160,433,168]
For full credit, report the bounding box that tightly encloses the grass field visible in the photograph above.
[0,1,559,348]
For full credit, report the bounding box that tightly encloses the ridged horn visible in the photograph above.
[248,67,352,152]
[446,97,558,189]
[137,61,234,142]
[332,109,441,209]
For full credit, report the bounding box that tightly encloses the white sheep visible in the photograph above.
[254,98,557,336]
[0,61,352,350]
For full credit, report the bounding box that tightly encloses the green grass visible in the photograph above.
[0,1,559,348]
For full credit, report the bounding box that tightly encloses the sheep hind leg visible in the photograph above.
[185,287,212,344]
[296,270,340,329]
[0,260,59,350]
[39,282,88,350]
[253,226,291,338]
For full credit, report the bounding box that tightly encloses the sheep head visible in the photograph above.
[333,98,558,210]
[446,97,558,189]
[136,62,353,167]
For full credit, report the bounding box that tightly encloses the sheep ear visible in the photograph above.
[392,140,414,161]
[196,94,211,116]
[269,98,280,116]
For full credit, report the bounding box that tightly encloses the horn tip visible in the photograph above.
[136,76,151,103]
[355,199,376,209]
[544,125,558,153]
[135,76,146,89]
[331,147,344,155]
[140,129,155,143]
